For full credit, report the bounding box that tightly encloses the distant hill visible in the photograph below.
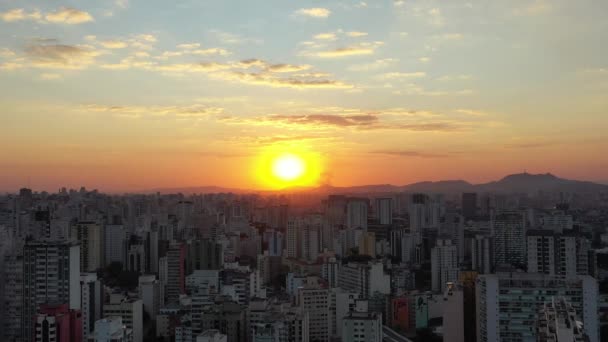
[145,172,608,195]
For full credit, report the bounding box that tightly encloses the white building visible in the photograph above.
[139,275,161,320]
[430,239,458,292]
[322,257,340,288]
[476,273,598,342]
[341,301,382,342]
[196,329,227,342]
[88,317,133,342]
[442,283,464,342]
[338,261,390,298]
[103,297,143,342]
[296,285,330,342]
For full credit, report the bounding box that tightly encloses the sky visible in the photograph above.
[1,0,607,192]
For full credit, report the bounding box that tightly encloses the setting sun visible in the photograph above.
[255,148,323,189]
[272,154,306,181]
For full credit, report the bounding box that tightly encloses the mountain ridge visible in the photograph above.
[145,172,608,195]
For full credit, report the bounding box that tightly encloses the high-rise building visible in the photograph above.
[471,235,493,274]
[2,254,23,342]
[187,239,224,272]
[286,220,298,259]
[462,193,477,220]
[442,283,464,342]
[35,304,83,342]
[358,232,376,257]
[72,222,104,272]
[375,198,393,225]
[431,239,458,292]
[527,230,591,277]
[263,230,283,257]
[23,241,81,342]
[103,297,143,342]
[104,224,126,267]
[476,273,598,342]
[341,301,382,342]
[492,211,526,268]
[80,273,103,336]
[338,261,391,298]
[322,257,340,288]
[164,242,186,302]
[296,285,330,342]
[347,198,368,231]
[139,275,161,320]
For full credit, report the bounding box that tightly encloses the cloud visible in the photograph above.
[312,47,375,58]
[24,42,101,69]
[266,63,312,73]
[348,58,399,72]
[208,30,262,45]
[263,114,379,127]
[427,8,445,26]
[0,48,16,58]
[314,33,337,40]
[177,43,201,50]
[99,40,128,49]
[190,48,231,56]
[346,31,368,37]
[379,72,427,79]
[0,8,42,22]
[295,8,331,18]
[115,0,129,9]
[135,34,157,43]
[212,71,353,89]
[85,104,224,119]
[370,150,448,158]
[0,62,25,70]
[513,0,552,16]
[45,8,94,24]
[419,57,430,63]
[455,109,487,116]
[437,74,472,81]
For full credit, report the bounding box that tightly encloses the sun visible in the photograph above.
[272,153,306,181]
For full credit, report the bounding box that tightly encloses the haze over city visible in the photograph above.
[1,0,608,192]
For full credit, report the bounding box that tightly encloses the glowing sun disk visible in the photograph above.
[272,154,305,181]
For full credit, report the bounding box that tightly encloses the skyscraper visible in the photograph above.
[462,193,477,220]
[72,221,104,272]
[23,241,81,342]
[430,239,458,292]
[347,198,368,231]
[375,198,393,225]
[492,211,526,268]
[476,273,598,342]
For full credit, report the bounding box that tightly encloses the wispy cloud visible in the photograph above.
[295,7,331,18]
[1,7,94,24]
[370,150,448,158]
[84,104,224,119]
[45,7,94,24]
[379,72,427,80]
[24,41,101,70]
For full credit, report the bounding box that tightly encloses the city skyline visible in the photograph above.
[1,0,608,192]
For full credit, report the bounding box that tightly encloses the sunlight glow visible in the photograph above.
[272,154,305,181]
